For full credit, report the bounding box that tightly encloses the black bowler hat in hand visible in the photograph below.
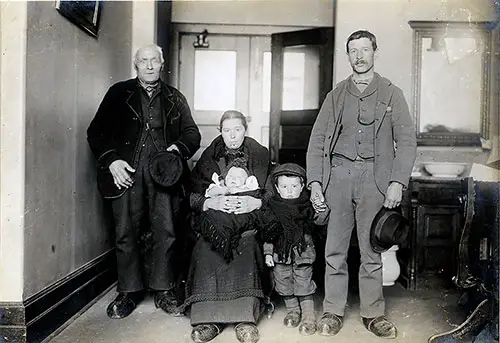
[148,150,184,188]
[370,206,409,253]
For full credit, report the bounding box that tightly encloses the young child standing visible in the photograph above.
[264,163,328,336]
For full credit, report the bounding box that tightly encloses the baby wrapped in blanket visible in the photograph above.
[196,159,282,262]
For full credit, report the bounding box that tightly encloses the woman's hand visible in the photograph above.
[203,195,262,214]
[231,195,262,214]
[203,195,241,213]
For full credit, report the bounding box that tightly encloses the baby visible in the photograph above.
[264,163,329,336]
[205,165,259,197]
[196,159,281,263]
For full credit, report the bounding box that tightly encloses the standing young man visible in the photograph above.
[306,30,417,338]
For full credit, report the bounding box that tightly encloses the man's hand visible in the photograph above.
[384,182,404,208]
[310,182,328,212]
[109,160,135,190]
[166,144,180,154]
[265,255,275,267]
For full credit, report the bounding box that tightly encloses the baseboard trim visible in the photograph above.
[0,250,116,343]
[41,282,116,343]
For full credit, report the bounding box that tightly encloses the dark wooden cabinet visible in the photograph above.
[399,178,464,290]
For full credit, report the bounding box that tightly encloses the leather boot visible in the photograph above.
[106,292,143,319]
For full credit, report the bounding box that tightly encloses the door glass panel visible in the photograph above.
[194,50,237,111]
[283,51,305,110]
[282,45,320,110]
[262,52,271,112]
[262,45,320,112]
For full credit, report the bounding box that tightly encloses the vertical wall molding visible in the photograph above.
[0,0,27,304]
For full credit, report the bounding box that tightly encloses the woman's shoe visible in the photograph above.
[191,323,222,343]
[283,311,301,328]
[234,322,260,343]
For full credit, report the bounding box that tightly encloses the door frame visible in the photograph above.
[168,23,315,88]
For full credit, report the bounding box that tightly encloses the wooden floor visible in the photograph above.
[48,282,469,343]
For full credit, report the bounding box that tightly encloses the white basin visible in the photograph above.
[423,162,468,178]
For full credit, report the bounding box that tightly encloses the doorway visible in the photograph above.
[269,27,334,166]
[177,28,334,167]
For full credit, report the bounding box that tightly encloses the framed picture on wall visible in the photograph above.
[55,0,102,38]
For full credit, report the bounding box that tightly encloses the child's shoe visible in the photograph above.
[299,316,317,335]
[283,311,301,328]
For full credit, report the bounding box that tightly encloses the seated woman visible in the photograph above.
[183,110,273,343]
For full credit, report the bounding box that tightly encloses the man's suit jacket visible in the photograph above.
[306,73,417,194]
[87,78,201,198]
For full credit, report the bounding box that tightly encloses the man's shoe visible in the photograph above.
[106,292,142,319]
[154,289,183,316]
[283,311,301,328]
[298,316,317,336]
[191,323,222,343]
[234,322,260,343]
[362,316,397,339]
[317,312,343,336]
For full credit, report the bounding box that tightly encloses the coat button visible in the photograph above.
[324,154,328,157]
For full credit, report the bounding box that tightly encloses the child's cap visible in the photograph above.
[272,163,306,181]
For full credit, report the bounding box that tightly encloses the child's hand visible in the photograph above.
[265,254,274,267]
[310,182,327,212]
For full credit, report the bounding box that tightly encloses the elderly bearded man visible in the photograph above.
[306,30,416,339]
[88,44,201,319]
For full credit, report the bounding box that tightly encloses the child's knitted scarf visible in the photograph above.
[267,191,314,262]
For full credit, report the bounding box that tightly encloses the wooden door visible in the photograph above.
[179,34,250,166]
[178,34,271,167]
[269,28,334,166]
